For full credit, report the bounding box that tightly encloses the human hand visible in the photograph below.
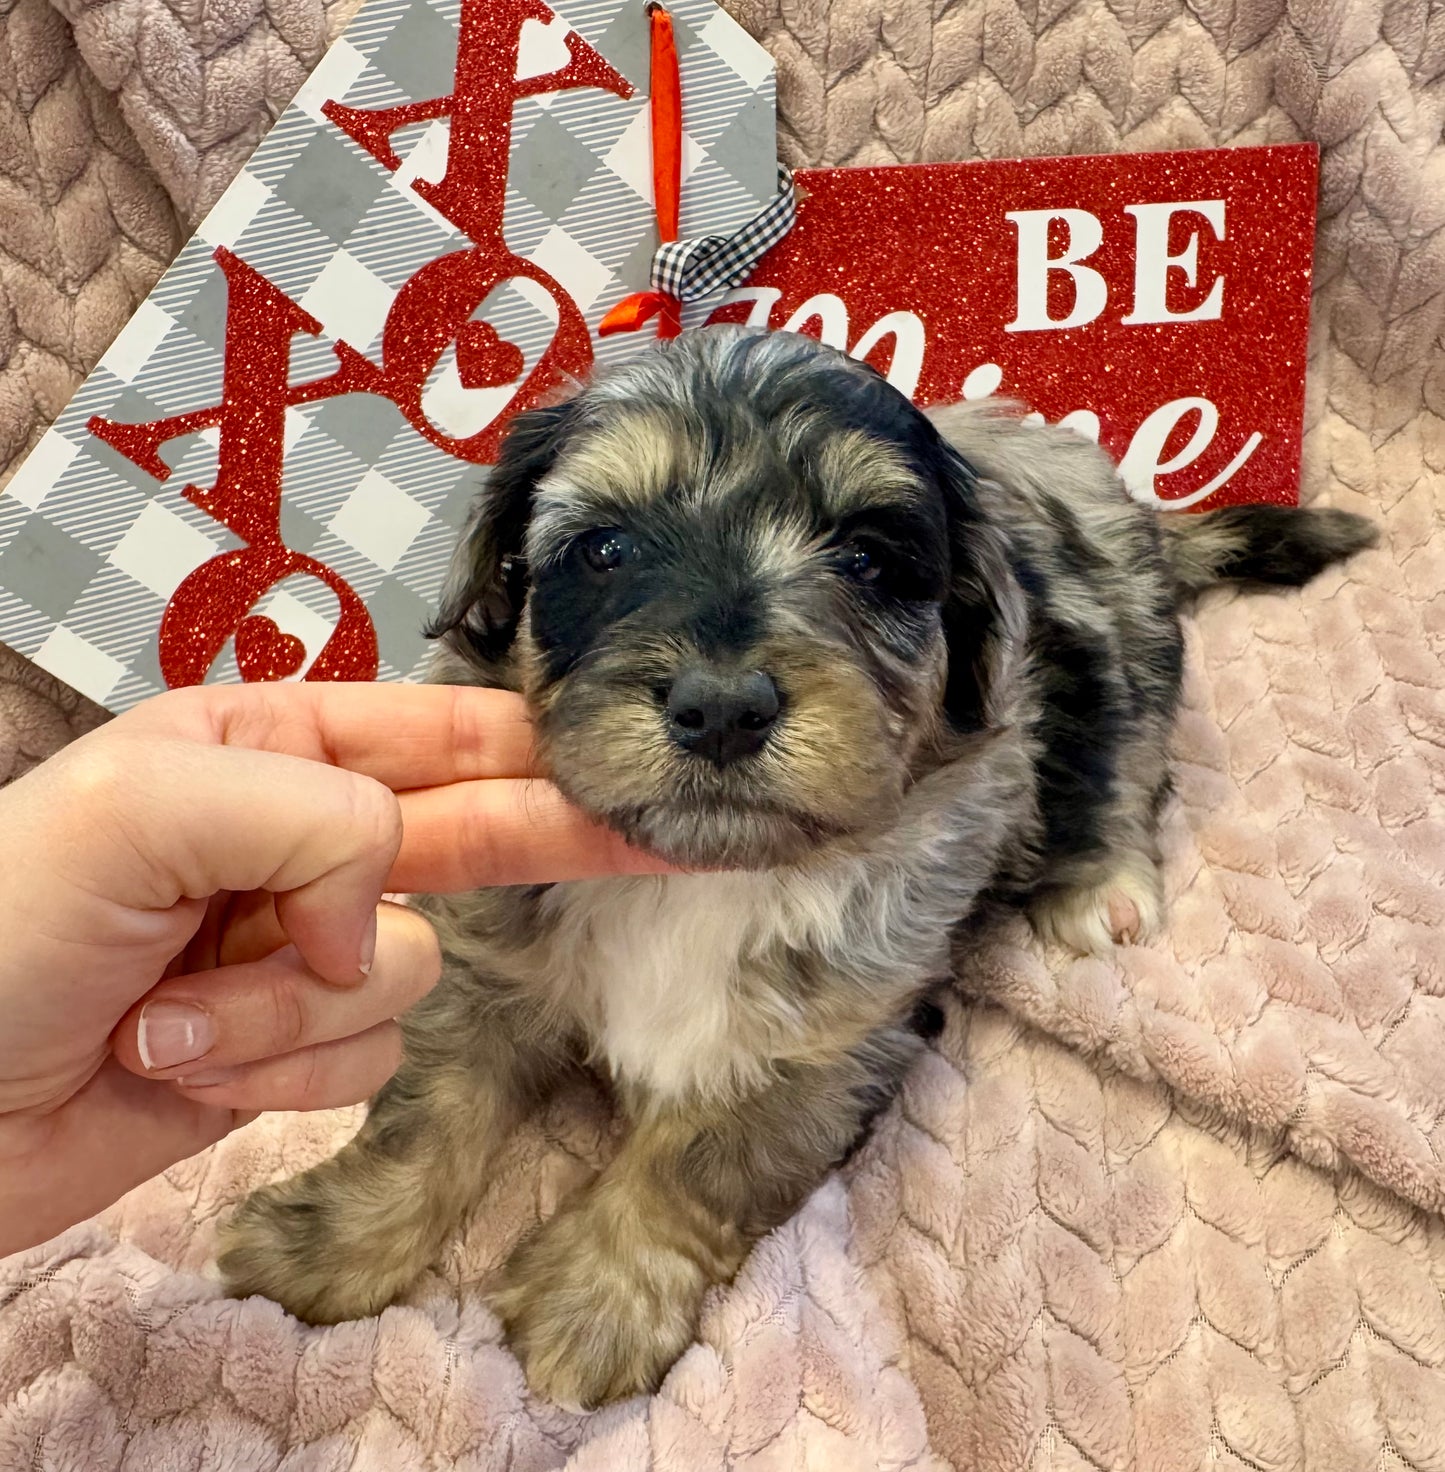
[0,682,668,1257]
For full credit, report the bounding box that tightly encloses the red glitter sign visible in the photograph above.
[709,146,1318,512]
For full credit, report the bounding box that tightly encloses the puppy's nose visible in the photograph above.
[665,667,780,765]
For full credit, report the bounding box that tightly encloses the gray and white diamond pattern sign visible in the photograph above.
[0,0,776,710]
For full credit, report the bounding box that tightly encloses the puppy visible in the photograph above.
[220,325,1376,1405]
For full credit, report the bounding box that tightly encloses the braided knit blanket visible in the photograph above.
[3,2,1444,1468]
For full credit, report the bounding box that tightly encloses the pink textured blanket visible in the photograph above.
[3,0,1444,1467]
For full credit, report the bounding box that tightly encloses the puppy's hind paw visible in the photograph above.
[1029,859,1162,957]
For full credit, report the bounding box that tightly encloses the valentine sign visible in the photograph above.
[0,0,778,710]
[0,0,1320,715]
[709,145,1318,514]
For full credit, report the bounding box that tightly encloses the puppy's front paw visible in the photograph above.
[491,1192,716,1407]
[219,1172,418,1325]
[1030,856,1162,956]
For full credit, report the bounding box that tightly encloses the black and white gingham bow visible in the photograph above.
[649,165,796,302]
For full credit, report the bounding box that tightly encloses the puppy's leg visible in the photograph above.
[491,1039,915,1406]
[1029,758,1171,955]
[1028,844,1164,954]
[220,987,559,1324]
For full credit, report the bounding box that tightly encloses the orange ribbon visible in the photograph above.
[599,4,683,339]
[598,289,672,334]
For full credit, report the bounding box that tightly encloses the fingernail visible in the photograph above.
[137,1002,215,1071]
[359,912,378,977]
[176,1067,238,1088]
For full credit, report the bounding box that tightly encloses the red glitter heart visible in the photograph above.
[455,321,525,389]
[235,615,306,682]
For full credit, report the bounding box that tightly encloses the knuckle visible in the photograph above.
[144,687,211,725]
[297,1045,323,1106]
[346,774,404,859]
[395,905,442,989]
[451,684,516,770]
[266,976,309,1053]
[448,684,482,758]
[114,687,207,738]
[456,795,504,887]
[372,1022,405,1081]
[56,740,133,810]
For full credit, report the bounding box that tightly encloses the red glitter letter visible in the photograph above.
[89,249,383,689]
[323,0,634,462]
[323,0,631,244]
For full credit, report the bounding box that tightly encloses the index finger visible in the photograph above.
[393,778,674,892]
[117,683,543,791]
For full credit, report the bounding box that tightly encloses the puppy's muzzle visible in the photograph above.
[664,665,781,766]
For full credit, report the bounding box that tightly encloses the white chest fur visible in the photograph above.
[535,869,857,1101]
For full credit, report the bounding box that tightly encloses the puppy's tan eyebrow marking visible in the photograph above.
[810,430,923,515]
[549,410,680,509]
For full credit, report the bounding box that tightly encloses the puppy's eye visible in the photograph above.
[839,541,885,585]
[580,529,638,573]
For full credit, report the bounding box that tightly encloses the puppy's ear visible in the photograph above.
[930,440,1027,733]
[426,401,574,671]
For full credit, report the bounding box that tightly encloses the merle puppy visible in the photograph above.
[220,326,1375,1405]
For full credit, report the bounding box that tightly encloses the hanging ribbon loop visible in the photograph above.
[647,2,682,338]
[598,4,797,340]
